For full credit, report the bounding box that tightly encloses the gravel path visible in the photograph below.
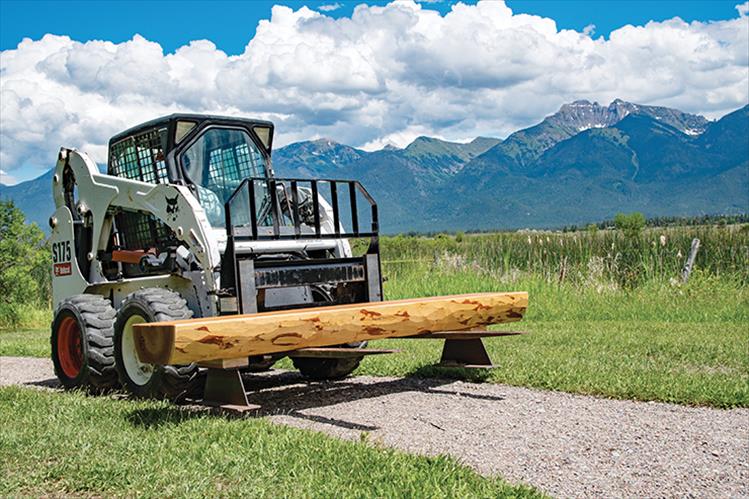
[2,356,747,498]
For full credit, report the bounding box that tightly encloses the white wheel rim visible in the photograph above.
[122,314,154,386]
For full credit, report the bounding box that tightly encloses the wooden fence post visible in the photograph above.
[681,238,700,282]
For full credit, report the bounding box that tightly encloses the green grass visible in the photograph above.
[0,328,48,357]
[0,387,540,498]
[0,304,50,331]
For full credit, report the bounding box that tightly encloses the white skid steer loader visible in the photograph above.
[49,114,383,399]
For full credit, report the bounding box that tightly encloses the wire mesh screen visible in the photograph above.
[204,135,265,199]
[115,210,175,251]
[109,128,169,184]
[180,128,268,228]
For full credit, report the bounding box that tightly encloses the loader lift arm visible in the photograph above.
[50,147,220,316]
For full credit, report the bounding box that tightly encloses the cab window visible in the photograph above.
[181,128,268,227]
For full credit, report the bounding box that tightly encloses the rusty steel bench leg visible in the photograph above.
[439,338,494,368]
[198,357,261,413]
[402,329,527,369]
[204,368,250,407]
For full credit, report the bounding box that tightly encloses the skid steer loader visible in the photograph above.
[49,114,384,399]
[49,114,528,406]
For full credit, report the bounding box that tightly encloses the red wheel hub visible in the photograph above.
[57,316,83,378]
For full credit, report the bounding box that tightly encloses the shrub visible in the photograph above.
[0,201,51,328]
[615,212,646,239]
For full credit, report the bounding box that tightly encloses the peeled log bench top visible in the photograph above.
[133,292,528,365]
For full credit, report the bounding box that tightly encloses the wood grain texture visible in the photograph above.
[133,292,528,364]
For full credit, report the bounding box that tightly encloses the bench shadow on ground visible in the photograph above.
[241,368,500,428]
[213,367,501,431]
[204,367,502,432]
[24,367,503,432]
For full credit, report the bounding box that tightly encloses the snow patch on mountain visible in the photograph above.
[552,99,709,136]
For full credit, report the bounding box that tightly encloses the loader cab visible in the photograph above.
[108,114,275,229]
[179,125,273,228]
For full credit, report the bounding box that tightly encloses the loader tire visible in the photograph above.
[244,355,279,372]
[291,341,367,381]
[292,286,368,380]
[114,288,203,401]
[51,294,118,391]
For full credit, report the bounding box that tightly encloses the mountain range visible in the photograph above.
[2,99,747,233]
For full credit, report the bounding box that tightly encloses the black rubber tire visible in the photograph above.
[292,286,367,380]
[50,294,118,391]
[244,355,279,372]
[114,288,203,401]
[291,341,367,381]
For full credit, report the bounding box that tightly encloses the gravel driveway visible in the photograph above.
[2,356,747,498]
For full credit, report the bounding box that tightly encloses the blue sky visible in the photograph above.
[0,0,742,54]
[1,0,747,184]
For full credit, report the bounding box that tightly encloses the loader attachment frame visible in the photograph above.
[225,177,379,242]
[221,177,382,314]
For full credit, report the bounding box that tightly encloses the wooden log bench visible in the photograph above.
[134,292,528,364]
[133,292,528,410]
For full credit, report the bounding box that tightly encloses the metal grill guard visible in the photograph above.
[108,128,175,254]
[108,128,170,184]
[222,177,382,314]
[225,177,378,241]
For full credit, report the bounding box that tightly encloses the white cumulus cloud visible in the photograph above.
[318,3,342,12]
[1,0,748,181]
[737,1,749,17]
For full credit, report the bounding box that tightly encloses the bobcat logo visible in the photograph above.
[165,194,180,221]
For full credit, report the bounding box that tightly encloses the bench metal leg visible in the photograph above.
[203,368,251,408]
[439,338,494,368]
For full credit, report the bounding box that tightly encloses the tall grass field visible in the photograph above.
[374,223,749,286]
[340,224,748,407]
